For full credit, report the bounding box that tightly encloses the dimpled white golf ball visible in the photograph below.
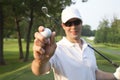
[40,28,52,38]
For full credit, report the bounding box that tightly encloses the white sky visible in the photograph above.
[70,0,120,30]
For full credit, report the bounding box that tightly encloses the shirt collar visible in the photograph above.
[61,37,88,48]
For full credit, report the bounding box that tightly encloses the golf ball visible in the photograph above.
[40,28,52,38]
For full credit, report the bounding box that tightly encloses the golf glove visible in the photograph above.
[114,66,120,80]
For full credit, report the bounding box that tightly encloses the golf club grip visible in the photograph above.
[112,62,119,68]
[88,45,119,68]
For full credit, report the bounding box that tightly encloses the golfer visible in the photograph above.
[31,7,120,80]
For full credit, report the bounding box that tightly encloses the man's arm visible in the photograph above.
[96,69,116,80]
[31,26,56,76]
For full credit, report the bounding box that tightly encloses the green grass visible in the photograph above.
[0,63,54,80]
[0,39,54,80]
[0,38,120,80]
[85,37,120,71]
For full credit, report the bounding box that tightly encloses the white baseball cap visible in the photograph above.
[61,7,82,23]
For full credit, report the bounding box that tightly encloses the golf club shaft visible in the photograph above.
[88,45,119,68]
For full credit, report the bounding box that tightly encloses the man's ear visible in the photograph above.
[61,23,65,30]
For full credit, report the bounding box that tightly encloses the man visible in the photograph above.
[31,7,120,80]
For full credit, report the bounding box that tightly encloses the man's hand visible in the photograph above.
[33,26,56,64]
[114,66,120,79]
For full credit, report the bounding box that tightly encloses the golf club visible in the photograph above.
[41,6,119,68]
[41,6,60,26]
[88,45,119,68]
[82,0,88,2]
[72,0,88,4]
[41,6,51,18]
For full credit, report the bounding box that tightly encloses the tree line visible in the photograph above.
[95,17,120,44]
[81,24,96,36]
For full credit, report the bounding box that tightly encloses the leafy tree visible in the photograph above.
[110,17,120,43]
[0,0,26,61]
[95,17,120,44]
[95,19,109,43]
[81,24,94,36]
[91,30,96,36]
[95,19,110,43]
[11,0,25,60]
[0,2,5,65]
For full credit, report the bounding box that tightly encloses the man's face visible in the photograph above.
[62,18,82,40]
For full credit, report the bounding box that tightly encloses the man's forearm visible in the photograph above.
[96,69,116,80]
[31,59,51,76]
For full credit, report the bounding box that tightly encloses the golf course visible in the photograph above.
[0,38,120,80]
[0,0,120,80]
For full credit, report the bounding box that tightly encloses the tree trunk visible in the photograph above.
[0,3,6,65]
[24,8,33,62]
[15,17,24,60]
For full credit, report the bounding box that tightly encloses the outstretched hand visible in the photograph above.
[33,26,56,64]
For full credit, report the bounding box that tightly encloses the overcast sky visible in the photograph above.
[70,0,120,30]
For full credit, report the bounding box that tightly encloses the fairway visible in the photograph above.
[0,39,120,80]
[0,63,54,80]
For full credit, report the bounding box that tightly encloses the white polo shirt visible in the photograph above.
[50,37,98,80]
